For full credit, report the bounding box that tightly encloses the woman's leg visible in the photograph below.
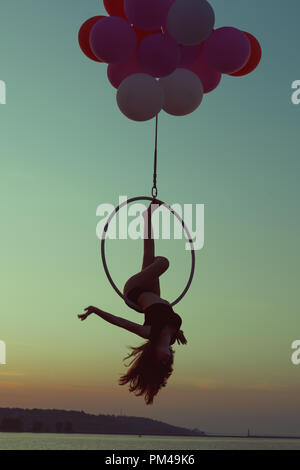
[124,256,169,296]
[141,203,160,295]
[124,202,169,297]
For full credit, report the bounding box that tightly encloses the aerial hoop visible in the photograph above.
[101,196,196,307]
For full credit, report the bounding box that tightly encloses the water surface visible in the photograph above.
[1,433,300,450]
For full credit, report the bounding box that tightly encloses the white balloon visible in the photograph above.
[159,69,203,116]
[167,0,215,46]
[117,73,164,122]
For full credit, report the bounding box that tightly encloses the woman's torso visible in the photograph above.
[138,293,182,345]
[137,291,170,311]
[124,288,181,344]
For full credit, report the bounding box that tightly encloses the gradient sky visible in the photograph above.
[0,0,300,435]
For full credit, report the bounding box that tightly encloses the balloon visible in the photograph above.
[167,0,215,45]
[230,32,262,77]
[90,17,137,64]
[117,73,164,121]
[124,0,173,31]
[108,55,141,88]
[178,44,202,68]
[103,0,127,19]
[134,26,162,45]
[137,33,180,78]
[78,16,105,62]
[203,27,251,74]
[189,51,221,93]
[159,69,203,116]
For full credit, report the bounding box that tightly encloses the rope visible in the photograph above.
[152,115,158,199]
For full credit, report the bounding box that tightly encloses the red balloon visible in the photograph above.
[189,52,221,93]
[230,32,262,77]
[107,55,141,88]
[134,26,162,45]
[103,0,127,19]
[78,16,105,62]
[137,33,180,78]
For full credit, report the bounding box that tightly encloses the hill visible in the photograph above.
[0,408,205,436]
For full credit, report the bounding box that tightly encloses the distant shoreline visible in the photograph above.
[0,407,205,436]
[206,434,300,440]
[1,408,299,440]
[1,431,300,440]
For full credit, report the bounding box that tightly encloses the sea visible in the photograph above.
[0,433,300,450]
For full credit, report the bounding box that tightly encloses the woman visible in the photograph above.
[78,201,187,404]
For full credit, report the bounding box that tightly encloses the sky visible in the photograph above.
[0,0,300,435]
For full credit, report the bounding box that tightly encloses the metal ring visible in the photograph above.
[152,187,158,198]
[101,196,196,307]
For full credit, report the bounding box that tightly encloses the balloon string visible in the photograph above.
[152,115,158,199]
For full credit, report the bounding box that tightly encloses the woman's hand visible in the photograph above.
[78,306,97,321]
[176,330,187,345]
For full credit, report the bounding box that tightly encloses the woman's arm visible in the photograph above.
[78,306,149,339]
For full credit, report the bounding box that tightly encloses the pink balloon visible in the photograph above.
[124,0,174,31]
[202,27,251,74]
[178,44,202,68]
[90,17,137,64]
[167,0,215,46]
[117,73,164,121]
[137,33,180,78]
[189,52,221,93]
[107,55,141,88]
[159,69,203,116]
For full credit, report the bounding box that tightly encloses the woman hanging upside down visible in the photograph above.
[78,201,187,405]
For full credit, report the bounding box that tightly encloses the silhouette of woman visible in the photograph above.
[78,201,187,404]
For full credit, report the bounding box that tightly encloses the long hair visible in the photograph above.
[119,330,187,404]
[119,341,174,405]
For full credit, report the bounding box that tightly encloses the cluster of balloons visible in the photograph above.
[78,0,262,122]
